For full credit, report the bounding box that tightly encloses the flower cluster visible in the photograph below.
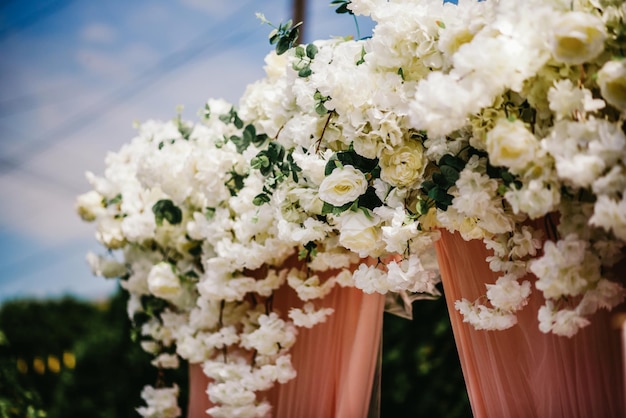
[77,102,360,416]
[78,0,626,416]
[243,0,625,337]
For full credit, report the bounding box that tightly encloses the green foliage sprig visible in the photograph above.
[331,0,353,15]
[293,44,319,78]
[251,142,302,206]
[257,13,302,55]
[420,154,465,211]
[152,200,183,226]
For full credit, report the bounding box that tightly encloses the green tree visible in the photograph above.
[380,296,471,418]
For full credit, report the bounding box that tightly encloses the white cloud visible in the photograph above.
[81,22,118,44]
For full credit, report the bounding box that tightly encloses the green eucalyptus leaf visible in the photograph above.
[440,165,460,184]
[298,66,312,77]
[152,199,182,226]
[439,154,465,171]
[253,193,271,206]
[306,43,318,59]
[315,102,329,115]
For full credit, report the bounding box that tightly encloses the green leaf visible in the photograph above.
[251,154,270,170]
[276,36,293,55]
[306,43,318,59]
[439,154,465,171]
[295,45,306,58]
[267,142,286,161]
[432,172,448,188]
[356,46,366,66]
[315,102,329,115]
[440,165,460,185]
[105,193,122,206]
[152,199,183,226]
[298,66,312,77]
[321,201,353,215]
[253,193,271,206]
[331,0,353,15]
[358,187,383,211]
[252,132,268,147]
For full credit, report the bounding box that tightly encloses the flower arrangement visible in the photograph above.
[77,0,626,416]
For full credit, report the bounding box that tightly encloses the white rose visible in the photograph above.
[486,119,538,173]
[549,12,606,65]
[76,190,105,222]
[147,262,182,301]
[379,140,426,188]
[597,60,626,112]
[318,165,368,206]
[337,210,384,257]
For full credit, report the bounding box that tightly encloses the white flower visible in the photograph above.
[485,276,531,312]
[75,190,104,221]
[548,79,605,120]
[352,264,390,294]
[530,235,602,299]
[537,303,590,337]
[240,312,297,356]
[147,262,182,301]
[207,381,256,407]
[151,353,180,369]
[548,12,606,65]
[287,269,336,301]
[337,210,385,257]
[597,60,626,112]
[288,303,335,328]
[379,140,426,188]
[505,179,560,219]
[589,195,626,241]
[136,385,181,418]
[486,119,538,173]
[318,165,368,206]
[455,300,518,331]
[386,255,441,295]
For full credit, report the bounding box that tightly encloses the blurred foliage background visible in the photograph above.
[0,288,470,418]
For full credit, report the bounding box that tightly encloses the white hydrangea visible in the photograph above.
[288,303,335,328]
[136,385,181,418]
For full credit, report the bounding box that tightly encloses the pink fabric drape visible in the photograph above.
[435,230,625,418]
[188,281,385,418]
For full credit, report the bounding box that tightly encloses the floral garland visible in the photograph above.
[77,0,626,416]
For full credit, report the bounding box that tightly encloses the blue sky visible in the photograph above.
[0,0,374,302]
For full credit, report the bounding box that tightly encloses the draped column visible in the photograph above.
[188,279,385,418]
[435,230,625,418]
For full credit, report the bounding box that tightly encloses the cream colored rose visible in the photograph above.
[379,140,426,188]
[76,190,105,222]
[318,165,368,206]
[337,211,384,257]
[598,60,626,112]
[147,262,182,300]
[549,12,606,65]
[486,119,538,173]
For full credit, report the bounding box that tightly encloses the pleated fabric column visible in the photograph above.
[187,282,385,418]
[435,230,625,418]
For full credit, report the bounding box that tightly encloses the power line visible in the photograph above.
[0,0,258,176]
